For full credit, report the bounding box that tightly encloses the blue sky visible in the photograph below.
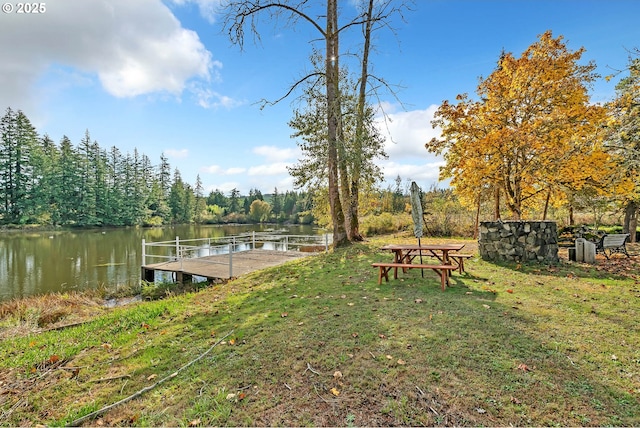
[1,0,639,196]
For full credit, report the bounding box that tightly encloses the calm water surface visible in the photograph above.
[0,224,317,301]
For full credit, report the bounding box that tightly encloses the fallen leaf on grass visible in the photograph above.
[397,359,406,365]
[238,392,246,401]
[281,313,288,318]
[147,374,157,381]
[510,396,522,404]
[386,355,393,360]
[226,393,237,401]
[516,363,532,372]
[189,419,201,426]
[330,387,340,396]
[506,289,514,294]
[611,354,618,361]
[351,332,359,338]
[482,304,491,309]
[414,298,423,303]
[476,408,486,414]
[333,371,343,379]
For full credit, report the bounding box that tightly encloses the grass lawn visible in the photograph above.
[0,234,638,426]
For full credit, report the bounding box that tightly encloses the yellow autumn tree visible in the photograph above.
[427,31,617,220]
[605,56,640,240]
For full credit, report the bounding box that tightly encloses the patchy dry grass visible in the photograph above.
[0,235,638,426]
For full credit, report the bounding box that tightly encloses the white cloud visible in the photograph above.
[165,148,190,159]
[201,165,246,175]
[380,160,445,186]
[170,0,221,23]
[376,105,441,159]
[372,104,447,188]
[191,84,244,109]
[206,181,241,194]
[0,0,216,108]
[252,145,300,162]
[248,162,291,176]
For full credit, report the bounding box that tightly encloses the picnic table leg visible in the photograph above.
[378,266,389,285]
[443,251,453,278]
[436,268,448,291]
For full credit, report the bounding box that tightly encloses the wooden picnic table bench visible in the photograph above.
[371,262,458,291]
[596,233,630,259]
[449,253,473,274]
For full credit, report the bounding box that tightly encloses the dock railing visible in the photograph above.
[142,231,331,279]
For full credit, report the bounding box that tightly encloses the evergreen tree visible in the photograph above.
[194,174,207,223]
[169,169,194,223]
[29,134,59,224]
[272,187,282,218]
[77,130,99,226]
[0,108,39,223]
[105,146,125,225]
[55,136,81,224]
[228,188,241,213]
[207,189,227,208]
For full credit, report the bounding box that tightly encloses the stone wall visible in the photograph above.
[479,221,558,263]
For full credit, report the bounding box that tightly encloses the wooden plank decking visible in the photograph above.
[142,249,310,282]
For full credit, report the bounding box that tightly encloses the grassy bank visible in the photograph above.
[0,235,639,426]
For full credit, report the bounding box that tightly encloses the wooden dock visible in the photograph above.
[141,249,311,283]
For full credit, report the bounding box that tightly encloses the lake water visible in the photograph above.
[0,224,319,301]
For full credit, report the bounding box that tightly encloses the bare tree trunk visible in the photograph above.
[569,204,575,225]
[542,188,551,220]
[494,186,501,220]
[326,0,348,247]
[623,200,639,243]
[474,194,481,240]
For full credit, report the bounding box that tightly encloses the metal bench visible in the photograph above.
[595,233,630,259]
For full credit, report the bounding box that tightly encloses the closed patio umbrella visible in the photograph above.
[410,181,424,276]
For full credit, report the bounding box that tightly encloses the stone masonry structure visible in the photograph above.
[479,221,559,263]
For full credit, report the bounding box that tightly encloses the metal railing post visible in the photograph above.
[229,242,233,278]
[252,231,255,250]
[142,239,146,266]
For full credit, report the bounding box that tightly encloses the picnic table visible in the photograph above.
[373,243,470,291]
[381,243,466,266]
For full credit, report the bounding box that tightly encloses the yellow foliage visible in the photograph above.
[427,31,616,219]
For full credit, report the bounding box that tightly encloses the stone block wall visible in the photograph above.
[479,221,559,263]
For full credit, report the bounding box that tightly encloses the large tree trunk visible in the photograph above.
[326,0,348,247]
[623,200,639,243]
[346,0,374,242]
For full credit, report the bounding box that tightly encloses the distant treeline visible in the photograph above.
[0,107,312,227]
